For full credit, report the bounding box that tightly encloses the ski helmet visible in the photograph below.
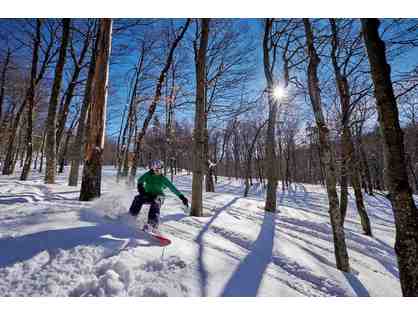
[150,160,163,170]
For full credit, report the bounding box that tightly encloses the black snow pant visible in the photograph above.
[129,193,162,227]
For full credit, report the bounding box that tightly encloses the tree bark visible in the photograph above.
[44,19,71,184]
[34,129,46,170]
[21,19,42,181]
[79,19,112,201]
[191,18,210,217]
[361,18,418,296]
[119,49,144,182]
[303,18,350,272]
[328,18,372,235]
[358,137,374,195]
[69,22,98,187]
[58,110,79,173]
[2,96,29,175]
[56,29,91,154]
[263,18,279,212]
[244,121,267,197]
[38,130,47,173]
[0,48,11,124]
[204,127,215,192]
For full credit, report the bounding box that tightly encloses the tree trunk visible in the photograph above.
[44,19,71,184]
[58,110,79,173]
[191,18,210,217]
[204,128,215,192]
[303,18,350,272]
[69,23,97,187]
[351,163,373,236]
[328,18,372,234]
[34,129,46,170]
[21,19,42,181]
[79,19,112,201]
[2,98,28,175]
[115,105,127,180]
[13,128,23,171]
[58,131,72,173]
[358,137,374,195]
[263,19,278,212]
[38,130,47,173]
[361,18,418,296]
[56,29,90,154]
[339,144,349,224]
[406,154,418,194]
[244,121,266,197]
[120,52,144,181]
[0,48,11,124]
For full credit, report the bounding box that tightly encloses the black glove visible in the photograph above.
[137,183,145,194]
[179,194,188,207]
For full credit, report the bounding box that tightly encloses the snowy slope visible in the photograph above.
[0,166,403,296]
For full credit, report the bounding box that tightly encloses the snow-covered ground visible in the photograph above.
[0,166,405,296]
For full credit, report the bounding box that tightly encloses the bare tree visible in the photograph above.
[303,18,350,272]
[243,119,267,197]
[361,18,418,296]
[0,48,11,124]
[129,19,191,184]
[58,106,80,173]
[328,18,372,235]
[20,19,42,181]
[68,21,98,187]
[2,20,58,175]
[56,21,93,160]
[44,19,71,184]
[117,41,147,182]
[191,18,210,217]
[79,18,113,201]
[262,18,279,212]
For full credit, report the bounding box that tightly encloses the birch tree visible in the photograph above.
[328,18,372,235]
[303,18,350,272]
[262,18,279,212]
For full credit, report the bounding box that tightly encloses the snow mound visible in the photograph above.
[70,260,133,296]
[69,256,190,297]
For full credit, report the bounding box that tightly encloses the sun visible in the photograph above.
[273,85,286,100]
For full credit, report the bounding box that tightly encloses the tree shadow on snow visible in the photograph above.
[195,197,241,297]
[221,211,276,297]
[0,209,153,268]
[343,272,370,297]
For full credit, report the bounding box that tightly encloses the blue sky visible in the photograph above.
[1,18,417,140]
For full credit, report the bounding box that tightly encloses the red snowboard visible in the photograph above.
[142,229,171,246]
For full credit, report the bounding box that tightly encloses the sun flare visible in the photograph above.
[273,85,286,100]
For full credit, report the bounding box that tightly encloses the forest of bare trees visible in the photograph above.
[0,18,418,295]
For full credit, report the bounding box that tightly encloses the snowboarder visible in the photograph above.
[129,160,189,232]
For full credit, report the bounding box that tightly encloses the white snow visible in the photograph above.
[0,166,406,296]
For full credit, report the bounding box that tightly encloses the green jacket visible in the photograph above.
[137,170,183,198]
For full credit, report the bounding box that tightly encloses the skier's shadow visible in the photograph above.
[0,209,151,269]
